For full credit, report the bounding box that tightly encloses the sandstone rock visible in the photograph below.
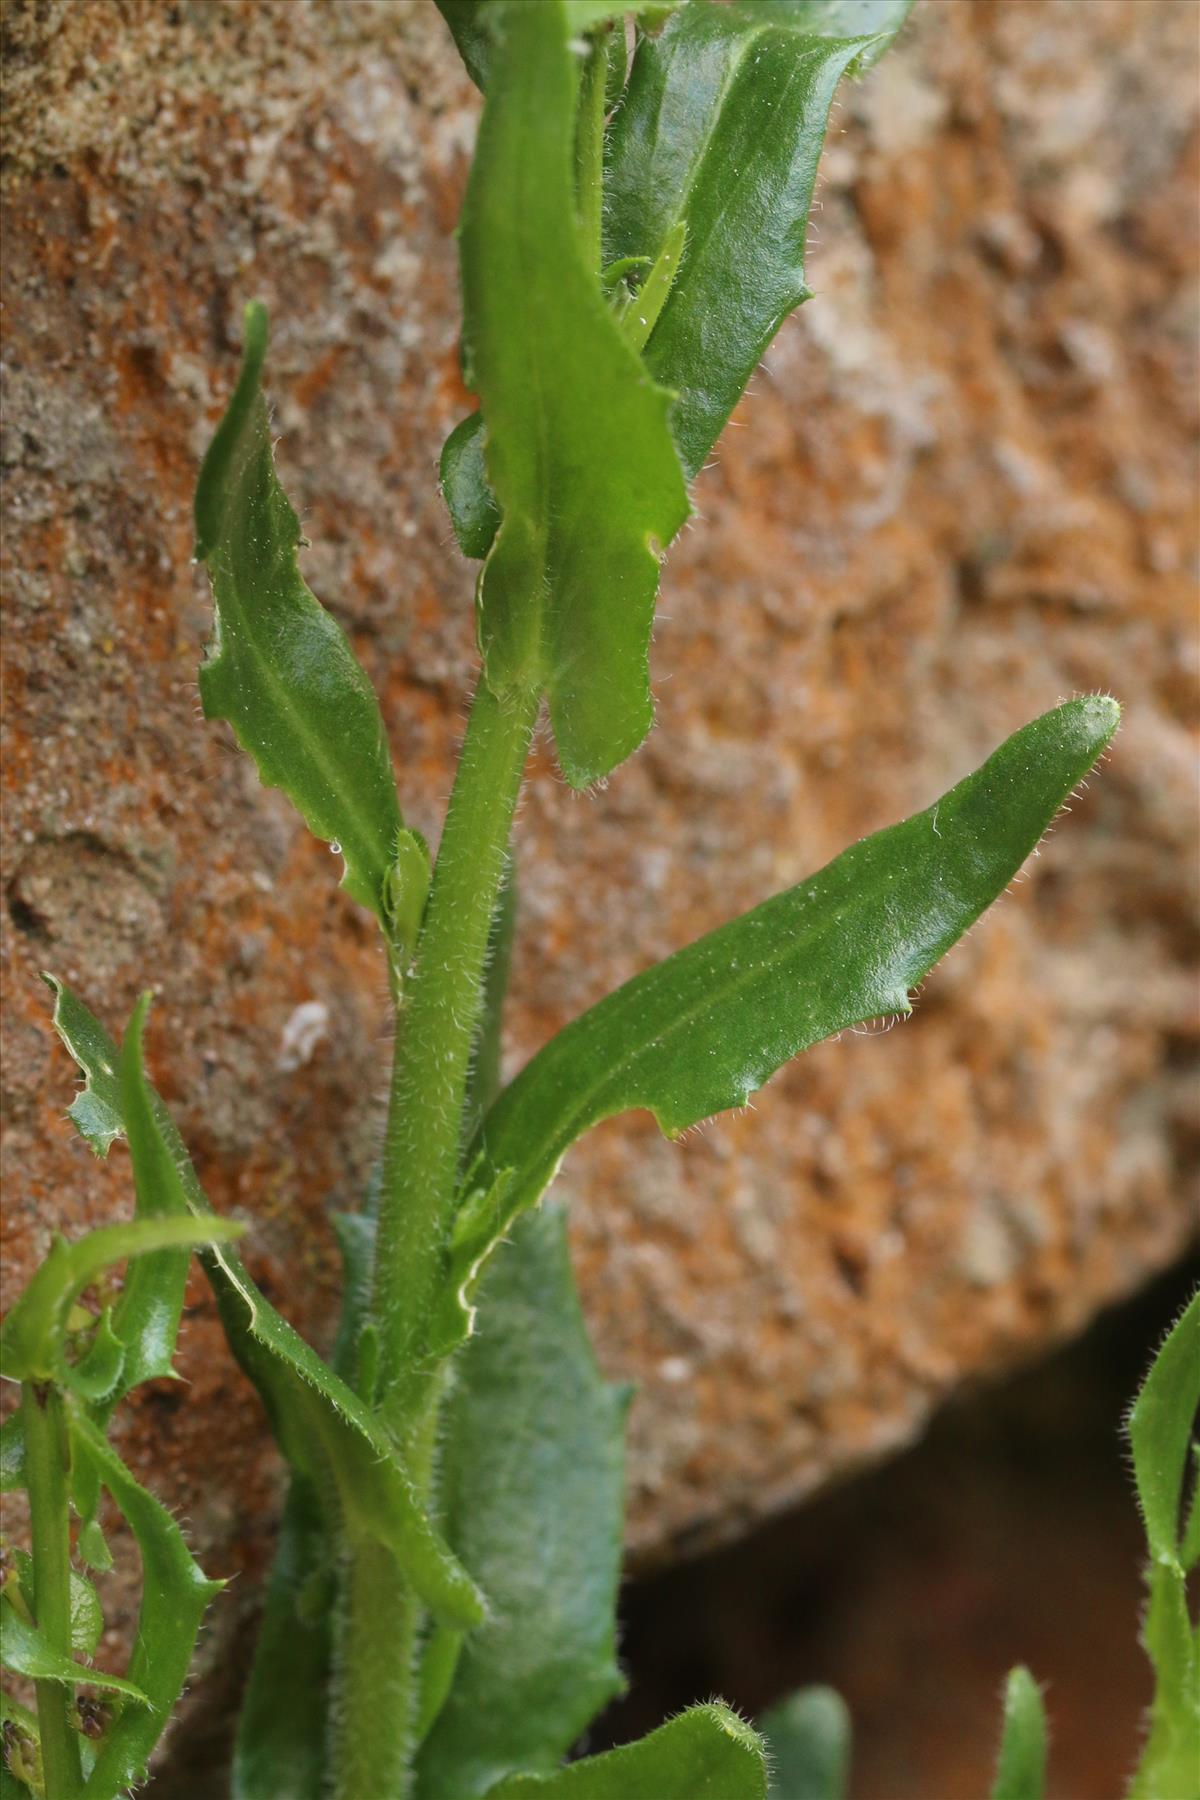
[1,0,1196,1731]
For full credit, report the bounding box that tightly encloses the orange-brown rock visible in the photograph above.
[1,0,1196,1739]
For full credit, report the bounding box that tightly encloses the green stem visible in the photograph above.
[575,28,609,273]
[21,1382,82,1800]
[339,677,534,1795]
[371,674,537,1435]
[331,1382,446,1800]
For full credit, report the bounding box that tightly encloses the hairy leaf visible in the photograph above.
[604,1,906,480]
[1127,1291,1200,1800]
[11,1550,103,1660]
[415,1208,627,1799]
[435,0,683,92]
[758,0,913,66]
[460,0,689,785]
[0,1594,147,1707]
[0,1415,24,1493]
[454,699,1120,1302]
[106,994,198,1403]
[441,0,908,560]
[231,1474,332,1800]
[760,1687,850,1799]
[483,1704,768,1798]
[1129,1290,1200,1564]
[440,412,501,562]
[47,983,484,1632]
[66,1412,222,1797]
[194,301,403,926]
[0,1215,242,1395]
[989,1668,1047,1800]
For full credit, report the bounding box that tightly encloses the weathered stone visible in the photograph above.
[1,0,1196,1733]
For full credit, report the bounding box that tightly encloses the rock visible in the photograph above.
[1,0,1195,1731]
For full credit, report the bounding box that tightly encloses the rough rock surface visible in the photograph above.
[2,0,1196,1731]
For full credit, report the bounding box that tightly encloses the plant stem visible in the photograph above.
[574,28,609,272]
[22,1381,82,1800]
[331,1380,445,1800]
[372,673,537,1439]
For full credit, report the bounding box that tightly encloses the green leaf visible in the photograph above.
[442,0,910,563]
[231,1474,332,1800]
[0,1215,243,1394]
[11,1551,103,1660]
[0,1415,25,1493]
[457,698,1120,1297]
[483,1703,768,1798]
[460,0,690,786]
[435,0,683,93]
[42,974,123,1156]
[1128,1291,1200,1564]
[1127,1292,1200,1800]
[194,301,403,926]
[760,1687,850,1799]
[0,1593,148,1707]
[752,0,913,67]
[47,983,484,1633]
[440,412,500,562]
[414,1207,627,1799]
[103,993,191,1403]
[66,1411,222,1798]
[1181,1444,1200,1574]
[989,1668,1047,1800]
[604,1,900,481]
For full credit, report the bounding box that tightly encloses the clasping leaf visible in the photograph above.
[45,982,485,1633]
[459,0,690,785]
[448,699,1119,1315]
[194,301,404,928]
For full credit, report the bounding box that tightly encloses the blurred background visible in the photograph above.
[2,1,1197,1792]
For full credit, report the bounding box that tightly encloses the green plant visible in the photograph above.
[0,2,1188,1797]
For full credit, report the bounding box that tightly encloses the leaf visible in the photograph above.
[0,1593,148,1707]
[456,698,1121,1301]
[0,1416,25,1493]
[231,1474,333,1800]
[1181,1444,1200,1574]
[460,0,690,786]
[47,982,484,1633]
[11,1550,103,1660]
[442,0,910,562]
[0,1215,243,1395]
[435,0,683,92]
[1128,1291,1200,1564]
[760,1687,851,1799]
[102,993,192,1404]
[66,1411,222,1798]
[440,412,500,562]
[482,1703,768,1799]
[753,0,913,67]
[604,1,904,481]
[194,301,403,926]
[229,1200,378,1800]
[989,1668,1047,1800]
[40,978,198,1413]
[414,1207,627,1799]
[434,0,495,89]
[1126,1291,1200,1800]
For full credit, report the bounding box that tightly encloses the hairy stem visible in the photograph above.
[372,675,537,1434]
[22,1382,82,1800]
[332,1380,446,1800]
[340,679,533,1794]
